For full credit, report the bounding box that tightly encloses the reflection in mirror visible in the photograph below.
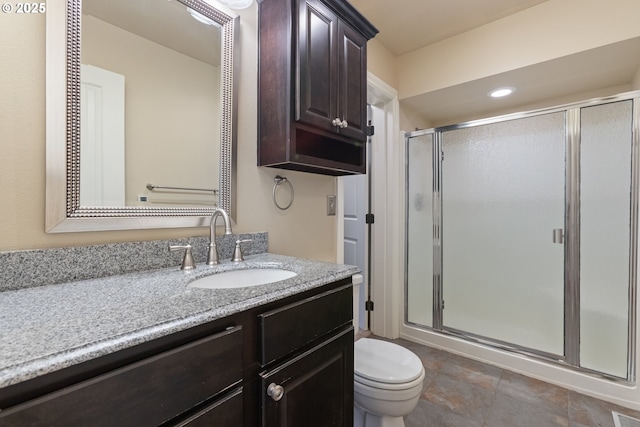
[45,0,238,232]
[81,0,220,208]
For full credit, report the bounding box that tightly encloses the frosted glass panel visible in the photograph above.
[580,101,632,378]
[406,133,434,327]
[441,113,565,354]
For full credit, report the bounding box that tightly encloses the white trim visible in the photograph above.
[366,72,402,339]
[336,72,401,337]
[336,178,345,264]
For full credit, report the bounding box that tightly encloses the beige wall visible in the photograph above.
[0,5,337,262]
[395,0,640,101]
[634,66,640,90]
[367,39,396,90]
[399,103,432,133]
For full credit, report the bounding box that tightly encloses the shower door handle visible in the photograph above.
[552,229,564,244]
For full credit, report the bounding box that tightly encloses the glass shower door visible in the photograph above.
[440,112,566,355]
[580,100,633,378]
[406,131,435,327]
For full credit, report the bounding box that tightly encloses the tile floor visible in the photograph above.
[366,336,640,427]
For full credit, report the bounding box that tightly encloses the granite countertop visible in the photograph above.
[0,253,359,389]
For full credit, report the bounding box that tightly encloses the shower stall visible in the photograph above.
[404,91,639,381]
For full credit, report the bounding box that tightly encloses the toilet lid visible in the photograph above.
[354,338,423,384]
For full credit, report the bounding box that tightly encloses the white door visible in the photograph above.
[343,172,367,329]
[80,64,125,206]
[339,73,400,338]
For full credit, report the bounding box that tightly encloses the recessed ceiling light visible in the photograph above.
[489,87,515,98]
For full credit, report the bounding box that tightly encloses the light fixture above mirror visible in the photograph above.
[188,7,218,25]
[217,0,254,10]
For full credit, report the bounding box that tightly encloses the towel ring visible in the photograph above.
[273,175,294,210]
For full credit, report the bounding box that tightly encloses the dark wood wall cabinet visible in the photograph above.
[258,0,378,175]
[0,279,354,427]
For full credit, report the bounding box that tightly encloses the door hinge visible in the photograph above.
[365,213,374,224]
[366,125,375,136]
[441,151,445,161]
[365,300,374,311]
[442,300,445,309]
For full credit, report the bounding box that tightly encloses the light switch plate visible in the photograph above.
[327,195,336,216]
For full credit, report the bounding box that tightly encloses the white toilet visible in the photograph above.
[353,338,425,427]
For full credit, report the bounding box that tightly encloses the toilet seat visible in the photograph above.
[354,338,424,386]
[355,370,424,391]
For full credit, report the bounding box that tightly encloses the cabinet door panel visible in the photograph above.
[260,327,354,427]
[338,21,367,142]
[297,0,337,130]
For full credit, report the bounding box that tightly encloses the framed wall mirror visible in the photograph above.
[46,0,238,232]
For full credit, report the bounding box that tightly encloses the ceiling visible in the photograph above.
[349,0,640,127]
[349,0,548,57]
[83,0,222,66]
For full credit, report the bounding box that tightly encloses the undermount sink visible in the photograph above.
[188,268,297,289]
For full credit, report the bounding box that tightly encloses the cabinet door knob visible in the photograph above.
[267,383,284,401]
[340,120,349,129]
[332,117,342,127]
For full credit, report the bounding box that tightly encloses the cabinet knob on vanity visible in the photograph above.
[267,383,285,401]
[339,119,349,129]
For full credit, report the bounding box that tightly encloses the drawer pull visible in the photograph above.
[267,383,284,401]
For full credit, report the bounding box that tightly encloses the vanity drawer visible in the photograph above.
[259,284,352,365]
[0,326,243,427]
[174,387,243,427]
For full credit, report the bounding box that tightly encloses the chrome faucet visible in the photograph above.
[208,208,233,265]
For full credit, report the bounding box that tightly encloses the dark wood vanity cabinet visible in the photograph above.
[258,0,377,175]
[0,326,244,427]
[260,328,353,427]
[0,278,354,427]
[258,283,354,426]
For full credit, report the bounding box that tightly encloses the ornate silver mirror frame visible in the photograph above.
[45,0,238,232]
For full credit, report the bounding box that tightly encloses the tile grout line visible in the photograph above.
[482,367,506,426]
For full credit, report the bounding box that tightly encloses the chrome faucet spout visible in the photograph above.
[207,208,233,265]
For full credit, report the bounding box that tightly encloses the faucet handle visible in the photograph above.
[207,242,220,266]
[231,239,252,263]
[169,244,196,270]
